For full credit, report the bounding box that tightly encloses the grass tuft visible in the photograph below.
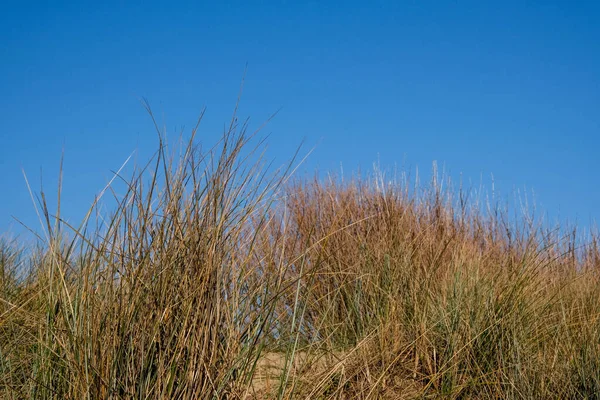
[0,105,599,399]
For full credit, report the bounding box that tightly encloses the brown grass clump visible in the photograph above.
[0,103,599,399]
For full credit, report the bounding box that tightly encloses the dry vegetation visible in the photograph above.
[0,105,599,399]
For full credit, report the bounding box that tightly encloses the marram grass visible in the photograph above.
[0,106,599,399]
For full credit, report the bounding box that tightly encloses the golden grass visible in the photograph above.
[0,104,599,399]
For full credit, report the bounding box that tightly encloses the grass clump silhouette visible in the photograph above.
[0,102,599,399]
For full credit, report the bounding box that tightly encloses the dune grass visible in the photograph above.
[0,105,599,399]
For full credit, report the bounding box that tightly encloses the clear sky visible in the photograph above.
[1,1,599,238]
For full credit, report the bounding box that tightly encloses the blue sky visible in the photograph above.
[1,1,599,238]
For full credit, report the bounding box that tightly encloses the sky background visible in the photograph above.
[1,1,599,239]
